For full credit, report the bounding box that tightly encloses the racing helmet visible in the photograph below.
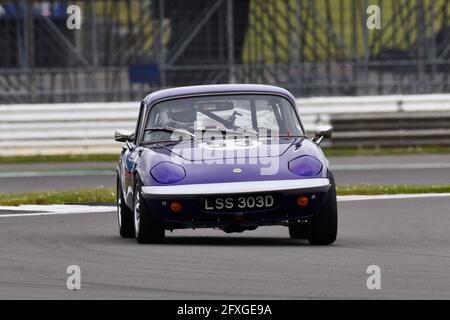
[167,104,196,127]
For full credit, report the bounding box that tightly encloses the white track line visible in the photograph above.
[0,170,113,178]
[1,193,450,218]
[337,193,450,201]
[332,163,450,170]
[0,205,114,218]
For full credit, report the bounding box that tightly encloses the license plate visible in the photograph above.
[203,194,276,212]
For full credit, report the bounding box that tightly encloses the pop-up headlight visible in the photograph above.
[288,155,323,177]
[150,162,186,184]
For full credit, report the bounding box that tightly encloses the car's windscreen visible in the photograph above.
[142,94,303,143]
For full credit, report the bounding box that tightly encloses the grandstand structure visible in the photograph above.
[0,0,449,103]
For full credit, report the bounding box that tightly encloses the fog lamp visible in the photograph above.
[297,196,309,207]
[170,201,182,212]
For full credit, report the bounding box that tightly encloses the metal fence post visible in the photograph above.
[90,0,99,67]
[227,0,235,84]
[159,0,166,87]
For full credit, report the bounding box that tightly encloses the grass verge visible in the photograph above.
[0,154,119,164]
[336,184,450,196]
[0,188,116,206]
[1,184,450,206]
[323,146,450,157]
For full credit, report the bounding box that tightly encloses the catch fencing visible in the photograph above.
[0,0,449,103]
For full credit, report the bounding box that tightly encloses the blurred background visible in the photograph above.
[0,0,450,302]
[0,0,449,103]
[1,1,450,300]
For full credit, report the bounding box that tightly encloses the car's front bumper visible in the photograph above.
[141,178,331,229]
[141,178,330,199]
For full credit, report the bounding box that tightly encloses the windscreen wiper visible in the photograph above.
[216,127,258,137]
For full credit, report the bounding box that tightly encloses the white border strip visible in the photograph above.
[0,170,113,178]
[338,193,450,202]
[0,205,114,218]
[1,193,450,218]
[142,178,331,196]
[332,163,450,171]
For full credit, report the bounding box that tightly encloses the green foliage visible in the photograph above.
[0,188,116,206]
[337,184,450,195]
[0,154,119,164]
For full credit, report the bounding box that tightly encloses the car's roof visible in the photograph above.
[143,84,296,106]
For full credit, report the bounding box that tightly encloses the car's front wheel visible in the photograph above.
[117,176,135,238]
[308,172,338,245]
[134,179,165,244]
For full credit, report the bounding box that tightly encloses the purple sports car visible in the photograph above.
[115,84,337,244]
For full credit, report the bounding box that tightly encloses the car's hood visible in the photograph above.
[156,137,296,161]
[137,137,329,185]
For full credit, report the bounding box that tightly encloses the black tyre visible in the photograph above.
[117,176,135,238]
[133,179,165,244]
[308,171,338,245]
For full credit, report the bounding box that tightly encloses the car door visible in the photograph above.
[122,101,146,207]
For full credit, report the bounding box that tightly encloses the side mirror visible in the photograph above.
[313,125,333,145]
[115,129,134,142]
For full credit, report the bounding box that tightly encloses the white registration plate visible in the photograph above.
[203,194,276,211]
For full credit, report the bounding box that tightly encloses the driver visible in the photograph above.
[164,104,197,130]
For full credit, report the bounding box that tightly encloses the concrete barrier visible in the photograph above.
[1,94,449,156]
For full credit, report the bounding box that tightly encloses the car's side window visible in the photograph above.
[279,99,304,134]
[254,99,279,131]
[134,101,146,144]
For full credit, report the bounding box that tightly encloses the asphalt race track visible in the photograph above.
[1,196,449,299]
[0,162,114,193]
[331,154,450,185]
[1,155,450,193]
[0,175,114,193]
